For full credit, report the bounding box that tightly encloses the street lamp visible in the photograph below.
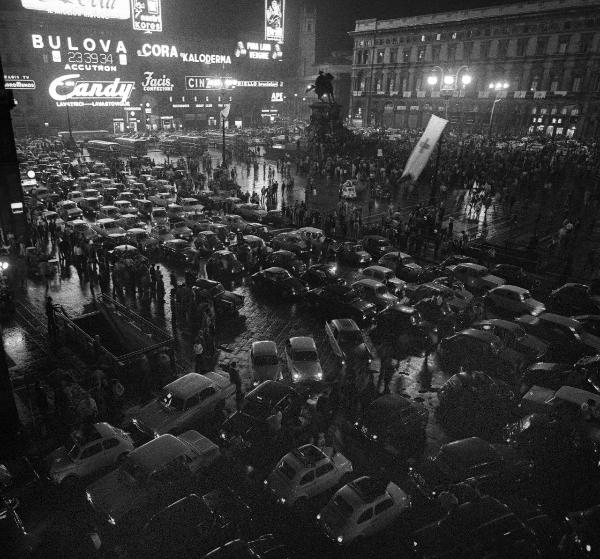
[427,65,471,120]
[488,81,509,136]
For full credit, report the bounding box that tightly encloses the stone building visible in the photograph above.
[349,0,600,137]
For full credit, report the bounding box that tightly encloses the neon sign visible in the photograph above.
[265,0,285,43]
[186,76,237,90]
[137,44,232,64]
[4,75,36,90]
[142,72,173,92]
[21,0,130,19]
[131,0,162,32]
[271,92,284,102]
[235,41,282,60]
[49,74,135,107]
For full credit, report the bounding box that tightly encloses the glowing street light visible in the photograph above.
[427,75,438,86]
[461,74,472,86]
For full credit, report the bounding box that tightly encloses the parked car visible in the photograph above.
[472,319,548,362]
[360,265,405,296]
[284,336,323,383]
[85,431,221,529]
[301,264,346,289]
[305,284,378,326]
[352,278,398,312]
[207,250,245,278]
[271,231,310,258]
[438,328,526,380]
[265,444,353,506]
[448,262,505,294]
[202,535,290,559]
[219,381,302,446]
[194,278,244,318]
[575,314,600,337]
[264,250,306,276]
[371,304,434,352]
[46,422,134,487]
[317,476,411,546]
[235,203,267,222]
[411,495,542,559]
[92,218,126,238]
[408,437,532,503]
[141,490,254,559]
[325,318,377,371]
[515,313,600,362]
[354,394,428,456]
[56,200,83,221]
[250,267,308,299]
[547,282,600,315]
[378,251,423,282]
[170,221,194,241]
[484,285,545,317]
[435,372,517,440]
[162,239,198,266]
[361,235,394,259]
[491,263,538,291]
[335,242,372,267]
[194,230,224,257]
[249,341,281,384]
[131,372,234,439]
[125,228,160,252]
[406,281,473,313]
[150,224,175,244]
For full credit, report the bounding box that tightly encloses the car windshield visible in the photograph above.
[152,209,167,217]
[66,443,81,461]
[292,350,317,362]
[159,391,185,411]
[402,257,415,265]
[277,460,296,480]
[340,330,363,345]
[332,494,354,517]
[254,354,278,366]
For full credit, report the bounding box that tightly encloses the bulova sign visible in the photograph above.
[49,73,135,106]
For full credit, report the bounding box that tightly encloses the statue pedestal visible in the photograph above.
[307,102,344,144]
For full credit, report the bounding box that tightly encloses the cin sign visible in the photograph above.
[186,76,236,90]
[21,0,130,19]
[49,73,135,106]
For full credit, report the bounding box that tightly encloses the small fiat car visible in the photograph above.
[265,444,353,506]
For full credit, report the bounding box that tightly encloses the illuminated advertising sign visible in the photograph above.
[131,0,163,32]
[137,44,231,64]
[265,0,285,43]
[4,74,36,90]
[234,41,282,60]
[31,34,128,71]
[237,80,283,88]
[271,91,284,102]
[49,73,135,107]
[141,72,173,92]
[21,0,130,19]
[185,76,236,90]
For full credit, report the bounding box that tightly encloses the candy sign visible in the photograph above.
[49,73,135,106]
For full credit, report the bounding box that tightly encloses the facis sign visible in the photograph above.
[141,72,173,92]
[21,0,130,19]
[131,0,162,32]
[4,74,36,90]
[265,0,285,43]
[186,76,236,90]
[49,74,135,106]
[137,44,232,64]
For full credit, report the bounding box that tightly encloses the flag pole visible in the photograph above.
[429,132,443,206]
[221,114,226,167]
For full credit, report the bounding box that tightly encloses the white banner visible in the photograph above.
[220,104,231,119]
[401,114,447,181]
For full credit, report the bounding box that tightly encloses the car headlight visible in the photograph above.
[220,431,227,440]
[86,490,93,505]
[372,434,378,440]
[337,536,344,544]
[290,289,296,295]
[263,479,268,486]
[107,515,116,526]
[354,421,359,427]
[316,372,323,380]
[316,513,321,520]
[531,308,542,316]
[279,497,286,504]
[293,373,300,380]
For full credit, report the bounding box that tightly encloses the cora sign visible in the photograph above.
[21,0,130,19]
[48,73,135,106]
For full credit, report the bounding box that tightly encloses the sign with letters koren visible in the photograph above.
[131,0,162,32]
[21,0,130,19]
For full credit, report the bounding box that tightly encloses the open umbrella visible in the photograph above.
[112,244,138,255]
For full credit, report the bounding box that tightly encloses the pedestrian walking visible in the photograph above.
[45,296,58,340]
[193,333,205,374]
[227,361,244,410]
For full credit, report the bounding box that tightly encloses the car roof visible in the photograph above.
[438,437,498,467]
[347,476,390,503]
[272,250,295,257]
[475,319,522,332]
[539,313,582,327]
[289,336,317,350]
[251,340,277,355]
[458,328,501,343]
[366,394,425,419]
[264,267,288,274]
[286,444,328,469]
[330,318,360,332]
[353,278,385,288]
[363,265,392,274]
[491,285,529,295]
[553,386,600,407]
[246,380,297,404]
[165,373,215,399]
[129,434,189,470]
[457,263,487,271]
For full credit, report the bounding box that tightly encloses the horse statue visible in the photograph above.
[305,70,336,104]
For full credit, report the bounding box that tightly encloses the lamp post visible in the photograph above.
[488,81,509,136]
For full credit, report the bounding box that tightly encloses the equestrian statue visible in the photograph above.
[305,70,336,103]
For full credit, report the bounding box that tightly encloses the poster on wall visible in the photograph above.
[131,0,163,32]
[21,0,130,19]
[265,0,284,43]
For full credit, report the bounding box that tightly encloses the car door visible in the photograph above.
[314,461,336,494]
[297,469,317,498]
[356,507,374,537]
[77,442,104,477]
[197,386,219,419]
[102,437,123,465]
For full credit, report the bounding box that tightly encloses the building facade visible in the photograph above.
[349,0,600,138]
